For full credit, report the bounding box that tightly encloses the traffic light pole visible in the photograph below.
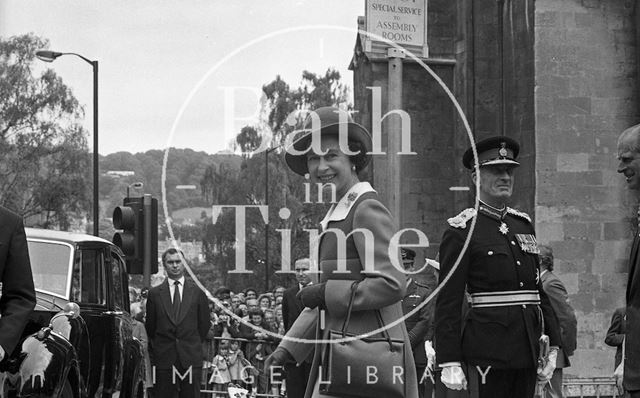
[143,194,152,288]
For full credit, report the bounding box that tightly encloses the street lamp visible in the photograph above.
[36,50,99,236]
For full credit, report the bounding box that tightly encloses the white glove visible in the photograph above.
[614,361,624,393]
[537,347,558,381]
[424,340,436,371]
[441,364,467,390]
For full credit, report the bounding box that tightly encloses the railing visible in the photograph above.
[562,377,620,398]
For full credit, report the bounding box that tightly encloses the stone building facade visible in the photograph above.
[351,0,639,376]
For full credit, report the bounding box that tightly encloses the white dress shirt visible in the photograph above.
[169,276,185,303]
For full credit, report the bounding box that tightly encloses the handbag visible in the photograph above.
[319,282,406,398]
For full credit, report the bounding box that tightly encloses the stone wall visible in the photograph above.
[534,0,639,377]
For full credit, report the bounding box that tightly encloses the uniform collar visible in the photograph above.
[319,181,375,230]
[478,200,507,220]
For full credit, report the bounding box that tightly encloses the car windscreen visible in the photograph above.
[27,239,72,298]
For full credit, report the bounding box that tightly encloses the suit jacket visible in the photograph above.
[279,185,419,398]
[0,207,36,355]
[145,278,210,370]
[625,232,640,390]
[435,206,561,369]
[541,270,577,368]
[605,307,626,369]
[282,284,304,332]
[402,279,434,367]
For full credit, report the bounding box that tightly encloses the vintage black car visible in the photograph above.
[0,228,146,398]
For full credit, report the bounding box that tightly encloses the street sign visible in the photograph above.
[364,0,428,58]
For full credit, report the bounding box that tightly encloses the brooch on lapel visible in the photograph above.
[347,192,358,203]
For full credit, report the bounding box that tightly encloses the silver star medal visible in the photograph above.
[499,222,509,235]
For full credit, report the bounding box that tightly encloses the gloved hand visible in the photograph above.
[424,340,436,371]
[614,361,624,394]
[264,347,292,377]
[296,283,326,309]
[537,346,558,382]
[441,364,467,390]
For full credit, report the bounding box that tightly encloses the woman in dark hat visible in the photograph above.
[265,106,418,398]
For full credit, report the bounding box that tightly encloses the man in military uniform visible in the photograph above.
[401,248,436,398]
[434,136,561,398]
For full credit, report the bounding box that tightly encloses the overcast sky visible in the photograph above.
[0,0,364,155]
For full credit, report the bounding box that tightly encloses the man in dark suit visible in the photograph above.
[616,124,640,397]
[606,307,626,370]
[539,245,577,398]
[280,258,312,398]
[0,206,36,361]
[146,248,210,398]
[400,248,435,398]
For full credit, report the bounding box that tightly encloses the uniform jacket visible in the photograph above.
[541,269,577,368]
[282,284,304,332]
[0,207,36,356]
[402,279,435,367]
[435,204,561,369]
[145,278,210,370]
[605,307,626,369]
[625,231,640,390]
[279,182,418,398]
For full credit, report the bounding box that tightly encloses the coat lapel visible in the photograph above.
[159,281,176,325]
[629,234,640,301]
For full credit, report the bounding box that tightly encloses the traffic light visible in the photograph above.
[113,197,144,274]
[112,195,158,277]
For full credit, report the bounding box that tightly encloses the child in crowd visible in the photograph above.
[227,339,248,388]
[210,340,232,398]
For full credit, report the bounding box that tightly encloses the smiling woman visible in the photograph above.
[264,106,419,398]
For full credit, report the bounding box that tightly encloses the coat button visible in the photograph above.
[519,282,524,287]
[522,304,526,309]
[516,260,521,265]
[488,251,494,255]
[511,241,516,245]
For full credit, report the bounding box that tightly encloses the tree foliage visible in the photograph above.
[0,34,90,229]
[197,69,350,291]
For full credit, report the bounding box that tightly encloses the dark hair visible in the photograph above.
[161,248,186,265]
[257,294,272,306]
[538,245,554,272]
[347,139,368,173]
[248,308,264,318]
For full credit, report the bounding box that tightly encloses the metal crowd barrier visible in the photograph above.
[562,377,619,398]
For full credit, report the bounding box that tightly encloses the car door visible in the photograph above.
[101,250,131,397]
[71,245,107,398]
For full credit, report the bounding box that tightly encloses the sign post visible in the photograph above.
[365,0,428,58]
[364,0,427,222]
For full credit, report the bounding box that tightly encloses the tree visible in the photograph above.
[198,69,351,291]
[0,34,90,228]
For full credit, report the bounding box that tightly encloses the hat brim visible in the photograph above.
[284,121,372,176]
[480,159,520,168]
